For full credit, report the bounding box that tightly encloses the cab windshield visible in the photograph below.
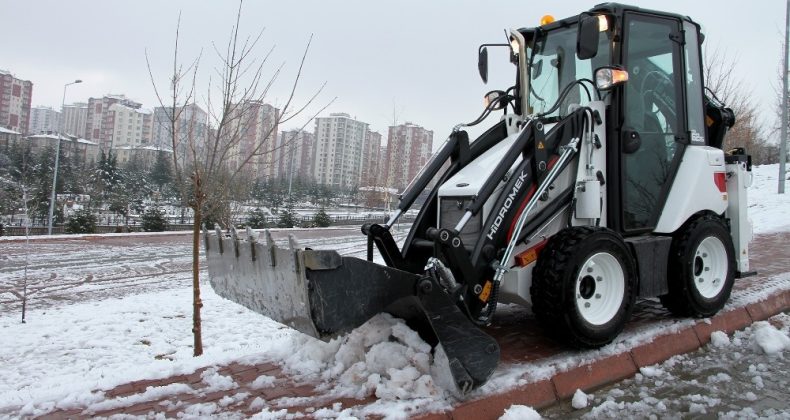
[527,25,611,118]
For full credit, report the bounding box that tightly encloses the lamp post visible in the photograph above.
[780,0,789,194]
[47,79,82,235]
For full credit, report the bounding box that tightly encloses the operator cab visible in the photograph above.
[480,3,733,236]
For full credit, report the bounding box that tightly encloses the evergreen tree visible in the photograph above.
[150,151,172,193]
[31,147,55,224]
[141,207,168,231]
[313,207,331,227]
[277,198,298,228]
[65,209,97,233]
[123,152,152,215]
[246,207,268,229]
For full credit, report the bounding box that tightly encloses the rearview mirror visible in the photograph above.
[577,15,599,60]
[478,46,489,84]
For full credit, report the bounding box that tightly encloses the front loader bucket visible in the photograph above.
[204,227,500,395]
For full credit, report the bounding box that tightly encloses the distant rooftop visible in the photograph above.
[0,127,21,135]
[113,145,173,153]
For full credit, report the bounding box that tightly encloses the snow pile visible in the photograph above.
[710,330,731,347]
[751,321,790,354]
[571,389,589,409]
[200,367,237,392]
[747,164,790,234]
[272,314,445,401]
[499,404,541,420]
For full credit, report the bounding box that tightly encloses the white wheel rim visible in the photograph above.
[575,252,625,326]
[693,236,728,299]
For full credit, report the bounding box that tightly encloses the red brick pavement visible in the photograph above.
[38,232,790,419]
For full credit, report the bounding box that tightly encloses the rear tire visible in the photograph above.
[660,214,735,317]
[531,227,637,348]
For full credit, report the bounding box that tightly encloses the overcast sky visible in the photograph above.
[2,0,785,145]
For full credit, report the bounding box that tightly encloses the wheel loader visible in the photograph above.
[205,3,753,395]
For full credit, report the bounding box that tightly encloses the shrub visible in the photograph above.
[65,209,97,234]
[246,208,268,229]
[313,208,332,227]
[277,208,297,228]
[141,207,168,232]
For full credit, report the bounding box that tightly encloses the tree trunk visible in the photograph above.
[192,199,204,357]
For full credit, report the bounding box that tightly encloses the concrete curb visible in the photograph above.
[420,288,790,419]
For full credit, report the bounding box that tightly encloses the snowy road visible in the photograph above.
[0,226,408,316]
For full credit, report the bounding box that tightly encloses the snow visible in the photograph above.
[571,389,589,409]
[499,405,542,420]
[751,321,790,354]
[499,404,541,420]
[541,313,790,418]
[747,164,790,235]
[1,164,789,417]
[710,330,731,347]
[250,375,277,389]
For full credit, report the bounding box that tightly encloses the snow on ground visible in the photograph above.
[747,163,790,235]
[0,285,452,418]
[0,166,789,417]
[539,313,790,418]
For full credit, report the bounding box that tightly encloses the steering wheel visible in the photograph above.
[639,70,676,132]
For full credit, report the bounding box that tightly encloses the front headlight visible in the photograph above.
[595,67,629,90]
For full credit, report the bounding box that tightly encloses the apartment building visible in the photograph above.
[224,101,279,179]
[0,70,33,134]
[384,122,434,191]
[85,94,142,150]
[114,145,172,170]
[360,130,382,187]
[107,103,153,148]
[151,103,208,165]
[23,133,100,163]
[60,102,88,137]
[276,129,315,181]
[313,113,368,189]
[29,106,60,134]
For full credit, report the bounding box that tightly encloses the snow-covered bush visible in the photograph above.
[245,208,268,229]
[141,207,168,232]
[65,209,97,234]
[313,208,332,227]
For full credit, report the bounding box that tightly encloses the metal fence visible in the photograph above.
[0,214,413,237]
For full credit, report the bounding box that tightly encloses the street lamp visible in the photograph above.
[47,79,82,235]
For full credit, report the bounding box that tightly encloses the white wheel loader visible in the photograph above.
[205,3,754,394]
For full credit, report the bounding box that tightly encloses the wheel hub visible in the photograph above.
[575,252,625,326]
[693,236,727,299]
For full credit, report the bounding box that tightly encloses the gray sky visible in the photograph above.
[2,0,785,145]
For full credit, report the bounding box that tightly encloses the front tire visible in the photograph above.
[660,214,736,317]
[531,227,637,348]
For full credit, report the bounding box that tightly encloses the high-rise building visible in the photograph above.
[313,113,369,189]
[29,106,61,134]
[224,101,279,179]
[384,122,434,191]
[360,130,382,187]
[0,70,33,134]
[152,103,208,164]
[277,129,315,181]
[85,94,142,150]
[107,103,153,148]
[60,102,88,137]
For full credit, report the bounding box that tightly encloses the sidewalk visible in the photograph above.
[39,232,790,419]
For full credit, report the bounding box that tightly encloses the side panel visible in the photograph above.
[725,158,753,273]
[654,146,728,233]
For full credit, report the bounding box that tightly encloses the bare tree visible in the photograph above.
[704,46,776,164]
[147,2,334,356]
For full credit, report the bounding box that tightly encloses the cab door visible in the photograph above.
[619,13,687,232]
